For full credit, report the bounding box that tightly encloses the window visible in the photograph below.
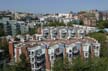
[95,52,99,56]
[85,52,88,57]
[28,51,30,55]
[96,46,99,49]
[73,47,77,51]
[31,64,34,68]
[32,58,34,62]
[39,49,42,53]
[52,31,57,36]
[32,52,34,55]
[55,48,59,53]
[62,33,66,38]
[71,33,75,37]
[51,56,53,59]
[85,53,88,56]
[69,50,72,52]
[36,49,42,55]
[44,32,48,38]
[69,54,72,58]
[73,47,79,54]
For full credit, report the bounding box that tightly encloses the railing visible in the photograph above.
[29,54,35,58]
[36,58,45,63]
[35,66,41,70]
[55,50,63,55]
[35,64,44,70]
[30,59,35,64]
[36,53,44,57]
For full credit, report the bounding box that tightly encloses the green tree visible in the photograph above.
[28,27,36,35]
[88,32,108,57]
[16,53,31,71]
[52,57,72,71]
[79,20,84,25]
[52,58,64,71]
[0,37,9,59]
[72,57,88,71]
[64,57,72,71]
[51,56,108,71]
[0,23,5,36]
[67,21,73,27]
[88,32,106,43]
[97,20,108,29]
[47,21,66,27]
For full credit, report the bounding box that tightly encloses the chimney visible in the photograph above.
[45,47,51,71]
[9,41,14,60]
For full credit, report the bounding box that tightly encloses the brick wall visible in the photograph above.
[8,41,14,60]
[45,48,51,71]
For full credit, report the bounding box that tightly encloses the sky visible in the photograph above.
[0,0,108,13]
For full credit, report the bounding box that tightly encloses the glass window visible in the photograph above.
[28,51,30,55]
[31,64,34,68]
[55,48,59,53]
[32,58,34,62]
[69,50,72,52]
[36,49,42,55]
[96,46,99,49]
[69,54,72,58]
[51,56,53,59]
[32,52,34,55]
[95,52,98,56]
[85,53,88,57]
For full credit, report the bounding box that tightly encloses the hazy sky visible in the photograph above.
[0,0,108,13]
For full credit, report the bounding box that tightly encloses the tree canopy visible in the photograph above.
[97,20,108,29]
[0,53,31,71]
[0,23,5,37]
[52,32,108,71]
[52,57,108,71]
[47,21,66,27]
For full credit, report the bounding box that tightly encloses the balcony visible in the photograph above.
[29,54,35,58]
[30,58,35,64]
[35,64,44,71]
[61,33,67,38]
[70,33,75,37]
[36,58,45,63]
[72,47,79,55]
[52,33,57,38]
[36,53,44,57]
[43,32,49,38]
[35,66,41,70]
[55,49,63,56]
[73,50,79,54]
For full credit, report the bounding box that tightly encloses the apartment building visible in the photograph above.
[8,36,100,71]
[28,45,46,71]
[78,11,97,27]
[7,25,99,71]
[0,17,29,36]
[41,26,96,40]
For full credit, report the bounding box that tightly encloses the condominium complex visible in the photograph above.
[8,26,100,71]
